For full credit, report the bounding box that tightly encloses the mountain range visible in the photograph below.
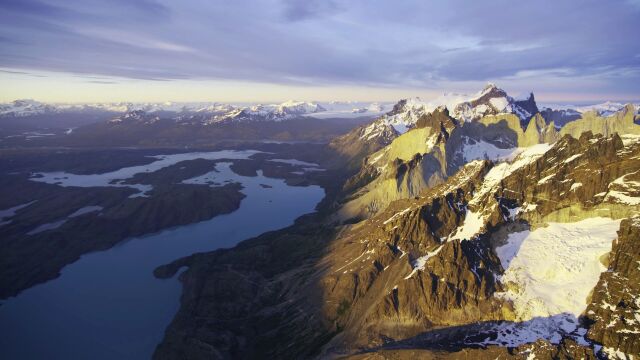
[0,99,388,120]
[146,84,640,359]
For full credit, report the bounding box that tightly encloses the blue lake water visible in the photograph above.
[0,155,324,359]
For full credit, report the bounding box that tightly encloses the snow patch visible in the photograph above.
[404,245,444,279]
[383,207,412,225]
[459,137,520,163]
[563,154,582,164]
[449,210,485,241]
[570,182,583,191]
[604,171,640,205]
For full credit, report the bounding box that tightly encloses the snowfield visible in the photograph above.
[493,218,622,343]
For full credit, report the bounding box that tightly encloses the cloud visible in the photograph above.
[78,27,197,53]
[0,0,638,98]
[0,68,47,77]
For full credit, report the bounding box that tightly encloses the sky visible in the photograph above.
[1,0,639,103]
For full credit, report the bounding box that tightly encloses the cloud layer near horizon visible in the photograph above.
[1,0,639,101]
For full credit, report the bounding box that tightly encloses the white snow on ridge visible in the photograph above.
[27,219,67,235]
[466,315,585,348]
[359,120,397,142]
[470,143,551,210]
[207,100,327,123]
[448,210,485,241]
[620,134,640,146]
[0,99,51,116]
[404,245,444,279]
[575,101,629,117]
[446,143,551,242]
[383,207,412,225]
[26,205,104,235]
[68,205,103,218]
[603,171,640,206]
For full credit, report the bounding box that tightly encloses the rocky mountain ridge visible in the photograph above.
[332,95,639,222]
[153,124,640,359]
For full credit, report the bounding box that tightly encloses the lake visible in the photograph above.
[0,151,325,359]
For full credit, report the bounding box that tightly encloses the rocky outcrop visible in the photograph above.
[336,110,454,221]
[584,216,640,358]
[496,132,640,227]
[540,107,582,127]
[514,92,539,121]
[415,107,459,134]
[523,113,558,146]
[326,120,398,171]
[470,112,557,148]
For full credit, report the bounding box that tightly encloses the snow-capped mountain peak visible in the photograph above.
[375,84,539,134]
[204,100,327,124]
[273,100,326,117]
[450,83,537,122]
[576,101,638,117]
[0,99,54,116]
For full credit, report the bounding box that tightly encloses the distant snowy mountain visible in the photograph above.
[307,101,391,119]
[209,100,327,123]
[0,99,57,117]
[108,110,160,124]
[543,101,640,117]
[1,99,334,124]
[170,100,328,124]
[540,101,639,126]
[104,100,393,125]
[0,99,142,116]
[576,101,626,116]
